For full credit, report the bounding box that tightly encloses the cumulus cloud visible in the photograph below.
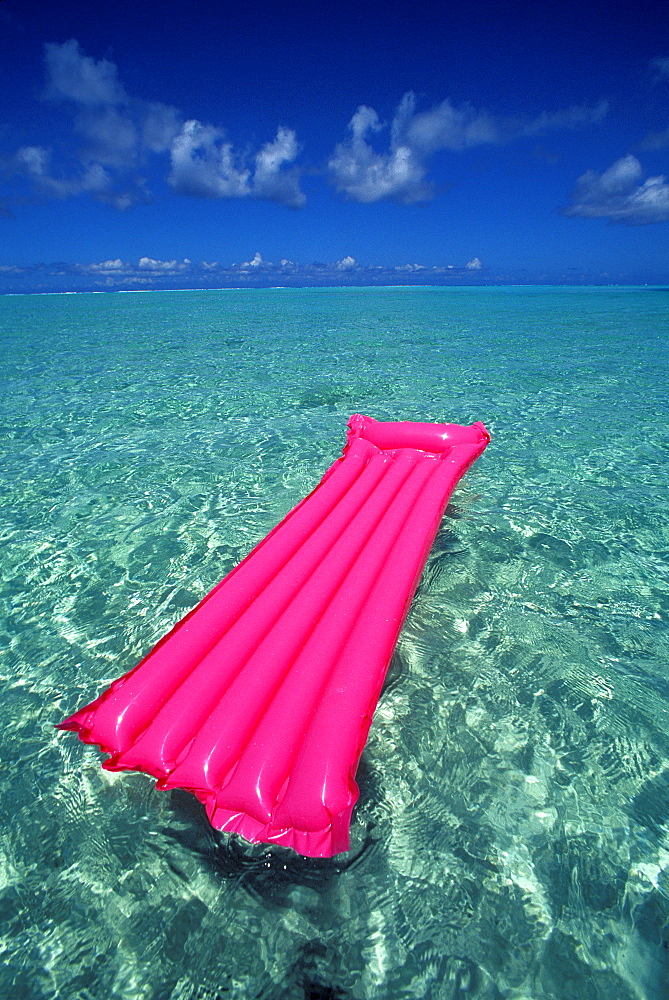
[73,257,191,282]
[44,39,127,106]
[138,256,191,272]
[563,154,669,225]
[252,127,305,208]
[0,254,495,293]
[32,41,182,207]
[240,252,264,268]
[329,92,606,203]
[141,102,183,155]
[466,257,483,270]
[168,120,251,199]
[3,146,149,209]
[43,42,182,174]
[401,94,498,153]
[3,40,304,211]
[76,107,141,168]
[11,144,112,198]
[328,98,430,203]
[86,258,124,272]
[168,121,304,206]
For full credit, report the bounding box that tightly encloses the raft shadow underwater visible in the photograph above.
[157,798,366,1000]
[159,748,385,905]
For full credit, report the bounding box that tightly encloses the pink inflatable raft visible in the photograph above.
[59,414,490,857]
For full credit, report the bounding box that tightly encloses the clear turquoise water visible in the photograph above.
[1,286,668,999]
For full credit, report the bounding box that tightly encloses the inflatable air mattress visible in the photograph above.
[59,414,489,857]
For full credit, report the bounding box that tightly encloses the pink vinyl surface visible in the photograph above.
[59,414,490,857]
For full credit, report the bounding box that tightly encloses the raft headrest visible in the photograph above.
[346,413,490,456]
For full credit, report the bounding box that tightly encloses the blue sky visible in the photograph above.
[1,0,668,290]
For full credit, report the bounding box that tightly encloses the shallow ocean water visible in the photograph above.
[1,285,668,999]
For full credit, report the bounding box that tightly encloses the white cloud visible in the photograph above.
[12,145,112,198]
[78,256,192,276]
[241,252,264,268]
[141,102,183,155]
[138,257,190,272]
[139,257,176,270]
[514,102,608,138]
[43,41,181,164]
[5,40,303,211]
[87,258,124,272]
[44,39,127,106]
[76,107,140,168]
[466,257,483,270]
[329,92,606,204]
[168,122,305,206]
[328,99,430,204]
[0,254,501,291]
[395,93,605,154]
[31,41,181,206]
[563,154,669,225]
[402,94,499,153]
[168,120,251,198]
[252,127,305,208]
